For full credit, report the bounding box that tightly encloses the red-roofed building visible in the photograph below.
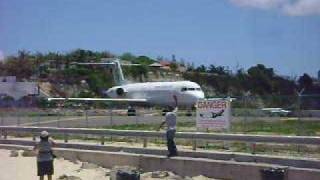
[159,61,171,71]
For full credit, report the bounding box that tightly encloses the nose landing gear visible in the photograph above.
[127,106,136,116]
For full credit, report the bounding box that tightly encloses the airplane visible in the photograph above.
[199,109,225,119]
[261,108,291,117]
[48,58,205,115]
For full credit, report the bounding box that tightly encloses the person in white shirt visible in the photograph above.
[159,106,178,157]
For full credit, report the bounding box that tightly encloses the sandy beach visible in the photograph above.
[0,149,217,180]
[0,149,109,180]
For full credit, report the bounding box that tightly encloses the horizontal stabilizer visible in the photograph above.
[72,62,115,65]
[72,62,141,66]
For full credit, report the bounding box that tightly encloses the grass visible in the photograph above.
[105,121,195,131]
[102,120,320,136]
[231,120,320,136]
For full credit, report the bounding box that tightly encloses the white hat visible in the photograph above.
[40,131,49,138]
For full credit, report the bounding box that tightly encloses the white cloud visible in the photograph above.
[229,0,288,9]
[228,0,320,16]
[283,0,320,16]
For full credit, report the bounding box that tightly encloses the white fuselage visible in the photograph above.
[106,81,205,108]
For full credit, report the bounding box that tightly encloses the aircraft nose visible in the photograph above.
[190,91,205,101]
[196,91,205,99]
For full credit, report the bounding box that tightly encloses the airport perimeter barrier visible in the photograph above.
[0,108,195,129]
[1,126,320,151]
[0,94,319,136]
[1,108,319,141]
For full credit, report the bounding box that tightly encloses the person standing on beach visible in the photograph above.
[33,131,56,180]
[159,106,178,157]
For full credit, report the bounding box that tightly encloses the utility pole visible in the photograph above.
[297,88,305,136]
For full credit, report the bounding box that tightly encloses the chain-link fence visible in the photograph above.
[1,95,319,158]
[230,95,320,136]
[0,95,319,136]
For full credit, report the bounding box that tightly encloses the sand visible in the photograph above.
[0,149,109,180]
[0,149,218,180]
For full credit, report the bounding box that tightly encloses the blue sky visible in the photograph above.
[0,0,319,77]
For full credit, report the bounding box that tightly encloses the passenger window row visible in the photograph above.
[181,87,201,92]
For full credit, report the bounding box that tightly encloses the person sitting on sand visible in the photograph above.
[33,131,56,180]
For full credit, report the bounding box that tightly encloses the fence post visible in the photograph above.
[64,133,68,143]
[143,138,148,148]
[32,133,36,141]
[101,136,105,145]
[135,109,139,143]
[17,111,21,126]
[85,109,89,128]
[135,109,139,125]
[297,93,302,136]
[109,109,113,127]
[4,130,7,139]
[57,110,61,128]
[243,92,250,133]
[37,112,41,127]
[109,109,113,142]
[1,113,4,126]
[192,139,197,151]
[250,142,256,154]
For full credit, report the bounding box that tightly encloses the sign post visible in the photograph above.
[196,98,231,131]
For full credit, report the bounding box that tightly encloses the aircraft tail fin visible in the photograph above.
[73,58,126,86]
[72,58,142,86]
[112,59,126,85]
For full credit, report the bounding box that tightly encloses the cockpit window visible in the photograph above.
[181,87,187,92]
[196,88,201,91]
[188,88,195,91]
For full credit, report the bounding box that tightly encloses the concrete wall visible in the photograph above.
[1,139,320,169]
[1,144,320,180]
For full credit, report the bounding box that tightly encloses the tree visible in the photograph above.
[247,64,274,95]
[128,65,148,82]
[120,52,136,61]
[87,70,113,95]
[17,50,29,61]
[196,65,206,72]
[298,73,313,90]
[170,63,178,72]
[4,55,34,79]
[208,65,228,75]
[133,56,155,65]
[100,51,115,59]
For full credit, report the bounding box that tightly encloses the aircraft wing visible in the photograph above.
[48,97,148,103]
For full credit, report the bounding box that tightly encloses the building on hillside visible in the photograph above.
[0,76,39,100]
[318,70,320,80]
[177,64,187,73]
[149,62,163,68]
[0,76,16,82]
[159,61,171,71]
[39,60,66,71]
[148,63,163,80]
